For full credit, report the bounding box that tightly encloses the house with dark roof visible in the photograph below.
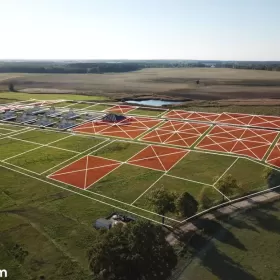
[102,113,127,123]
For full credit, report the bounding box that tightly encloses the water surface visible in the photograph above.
[126,99,183,107]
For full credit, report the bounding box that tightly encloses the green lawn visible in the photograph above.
[89,164,162,203]
[6,146,76,173]
[0,92,108,101]
[52,101,74,107]
[65,102,96,109]
[52,134,106,153]
[135,175,223,212]
[178,199,280,280]
[0,166,114,279]
[0,98,18,104]
[128,108,166,116]
[169,151,236,184]
[0,138,40,160]
[0,123,25,130]
[83,104,105,111]
[219,158,270,194]
[13,130,69,145]
[91,141,146,162]
[0,128,13,135]
[88,104,113,111]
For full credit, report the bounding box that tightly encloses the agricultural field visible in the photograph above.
[1,68,280,101]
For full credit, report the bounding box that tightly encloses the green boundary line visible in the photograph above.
[262,132,280,162]
[190,124,215,150]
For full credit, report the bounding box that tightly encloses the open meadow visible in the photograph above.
[1,68,280,101]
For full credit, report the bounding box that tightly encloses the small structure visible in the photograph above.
[35,115,57,127]
[0,110,17,121]
[102,113,127,123]
[61,108,80,120]
[94,212,136,230]
[45,107,62,118]
[26,105,47,115]
[17,112,37,124]
[56,118,77,130]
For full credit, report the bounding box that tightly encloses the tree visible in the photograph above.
[88,221,177,280]
[215,174,239,200]
[263,167,280,189]
[175,192,198,218]
[9,83,15,92]
[147,187,176,224]
[198,186,218,209]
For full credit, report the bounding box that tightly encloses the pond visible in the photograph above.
[125,99,183,107]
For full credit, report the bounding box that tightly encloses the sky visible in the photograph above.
[1,0,280,61]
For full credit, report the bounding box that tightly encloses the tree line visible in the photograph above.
[1,60,280,74]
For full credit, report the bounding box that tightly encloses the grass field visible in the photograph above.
[87,103,113,111]
[2,94,280,278]
[13,130,69,144]
[169,152,236,185]
[0,122,277,220]
[52,134,106,153]
[0,138,40,160]
[0,123,25,130]
[177,103,280,116]
[0,166,114,280]
[0,128,15,134]
[216,158,267,194]
[176,199,280,280]
[128,108,166,116]
[66,103,97,109]
[134,175,223,211]
[90,164,162,203]
[6,146,76,174]
[91,141,146,161]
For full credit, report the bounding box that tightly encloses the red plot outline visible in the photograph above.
[48,155,121,189]
[196,125,278,160]
[72,117,162,139]
[141,120,211,147]
[249,115,280,130]
[127,145,188,171]
[163,110,220,122]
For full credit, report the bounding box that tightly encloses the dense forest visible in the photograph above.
[0,60,280,74]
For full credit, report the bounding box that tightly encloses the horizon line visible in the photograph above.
[1,58,280,62]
